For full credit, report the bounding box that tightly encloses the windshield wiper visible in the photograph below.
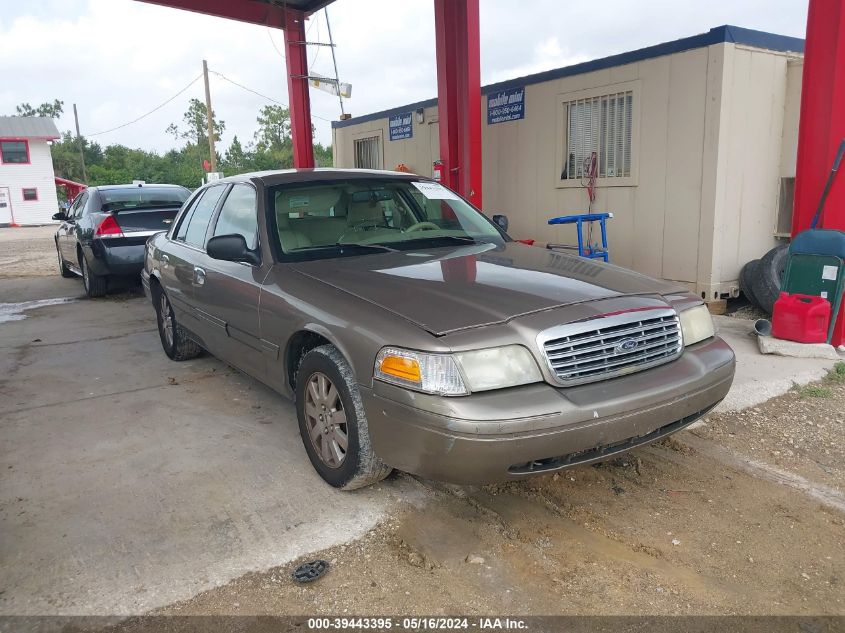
[334,242,397,252]
[292,243,396,254]
[400,235,478,246]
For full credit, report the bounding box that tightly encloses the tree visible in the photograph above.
[51,132,102,183]
[247,105,293,170]
[167,98,224,149]
[314,142,333,167]
[222,135,248,173]
[254,105,291,153]
[15,99,64,118]
[44,99,331,188]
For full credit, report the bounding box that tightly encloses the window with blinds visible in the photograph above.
[354,136,381,170]
[562,91,633,180]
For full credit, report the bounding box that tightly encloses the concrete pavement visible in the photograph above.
[0,275,838,616]
[0,277,427,615]
[713,315,840,412]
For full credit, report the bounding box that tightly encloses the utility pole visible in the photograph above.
[202,60,217,174]
[72,103,88,183]
[324,9,345,117]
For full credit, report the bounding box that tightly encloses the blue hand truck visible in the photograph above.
[546,212,613,262]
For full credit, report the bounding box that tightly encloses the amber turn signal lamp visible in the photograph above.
[378,355,421,382]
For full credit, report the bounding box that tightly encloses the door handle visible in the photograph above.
[194,266,206,286]
[160,254,170,268]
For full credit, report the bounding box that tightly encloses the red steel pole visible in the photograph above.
[792,0,845,235]
[284,8,315,168]
[433,0,482,208]
[791,0,845,345]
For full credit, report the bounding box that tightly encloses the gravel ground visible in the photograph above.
[112,375,844,620]
[0,226,58,278]
[697,365,845,492]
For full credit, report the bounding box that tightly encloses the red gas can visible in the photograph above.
[771,292,832,343]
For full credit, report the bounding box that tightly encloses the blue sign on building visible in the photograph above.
[487,86,525,125]
[388,112,413,140]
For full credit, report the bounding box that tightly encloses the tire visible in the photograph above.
[751,244,789,314]
[57,244,75,278]
[80,252,108,298]
[295,344,392,490]
[154,288,202,361]
[739,259,761,308]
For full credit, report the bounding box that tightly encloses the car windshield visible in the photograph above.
[270,179,507,258]
[100,187,189,212]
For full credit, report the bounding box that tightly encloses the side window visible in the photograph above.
[174,192,202,240]
[213,184,258,250]
[179,186,226,247]
[72,192,89,219]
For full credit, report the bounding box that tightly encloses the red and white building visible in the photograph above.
[0,116,61,226]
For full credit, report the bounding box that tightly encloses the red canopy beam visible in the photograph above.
[284,8,316,168]
[434,0,482,207]
[136,0,286,27]
[792,0,845,234]
[135,0,316,168]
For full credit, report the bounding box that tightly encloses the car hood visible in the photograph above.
[290,242,688,336]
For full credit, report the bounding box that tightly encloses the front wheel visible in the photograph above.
[155,289,202,361]
[295,344,392,490]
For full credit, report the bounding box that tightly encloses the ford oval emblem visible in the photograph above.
[616,337,639,352]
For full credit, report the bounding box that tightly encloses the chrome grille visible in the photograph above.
[538,308,682,386]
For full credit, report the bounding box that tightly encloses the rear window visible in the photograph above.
[100,187,189,212]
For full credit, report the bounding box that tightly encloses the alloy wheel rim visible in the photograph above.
[160,294,174,348]
[304,372,348,469]
[82,258,89,289]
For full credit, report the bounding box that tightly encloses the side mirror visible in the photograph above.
[207,234,260,266]
[492,214,509,232]
[52,211,67,221]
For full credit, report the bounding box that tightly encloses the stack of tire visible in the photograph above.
[739,244,789,315]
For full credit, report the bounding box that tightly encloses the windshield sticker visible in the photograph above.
[289,195,310,209]
[411,181,459,200]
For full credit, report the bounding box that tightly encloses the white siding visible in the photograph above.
[780,59,803,178]
[0,140,59,225]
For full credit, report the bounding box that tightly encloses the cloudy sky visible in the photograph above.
[0,0,807,153]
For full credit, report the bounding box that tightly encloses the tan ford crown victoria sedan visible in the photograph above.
[142,169,735,490]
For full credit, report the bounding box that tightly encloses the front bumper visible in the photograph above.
[362,336,735,484]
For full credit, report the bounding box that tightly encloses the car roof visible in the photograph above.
[93,184,189,192]
[212,168,429,188]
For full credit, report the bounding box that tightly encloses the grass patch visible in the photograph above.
[824,361,845,384]
[796,384,832,398]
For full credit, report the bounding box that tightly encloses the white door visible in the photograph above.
[0,188,13,224]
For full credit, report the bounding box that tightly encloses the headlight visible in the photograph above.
[679,304,715,346]
[375,347,468,395]
[454,345,542,392]
[374,344,542,395]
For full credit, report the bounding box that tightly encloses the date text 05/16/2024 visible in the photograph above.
[307,617,528,630]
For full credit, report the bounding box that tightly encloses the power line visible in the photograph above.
[81,66,334,140]
[266,16,315,61]
[309,14,321,68]
[267,14,321,68]
[208,68,333,122]
[86,74,202,137]
[266,27,285,60]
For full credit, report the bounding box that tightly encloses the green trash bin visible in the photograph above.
[781,253,845,342]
